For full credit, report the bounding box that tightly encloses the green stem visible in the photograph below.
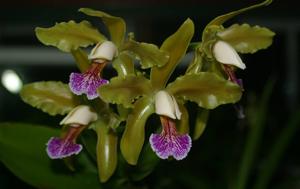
[235,79,275,189]
[252,110,300,189]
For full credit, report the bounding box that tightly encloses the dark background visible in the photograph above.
[0,0,299,188]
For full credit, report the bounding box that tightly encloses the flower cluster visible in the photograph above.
[20,1,274,183]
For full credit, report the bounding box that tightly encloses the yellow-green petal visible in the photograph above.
[120,39,169,69]
[20,81,80,116]
[150,18,194,89]
[98,75,152,108]
[79,8,126,47]
[120,97,154,165]
[167,73,242,109]
[95,123,118,183]
[217,24,275,54]
[205,0,272,30]
[36,20,106,52]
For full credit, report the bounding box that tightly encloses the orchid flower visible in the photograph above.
[69,41,117,100]
[46,105,97,159]
[150,90,192,160]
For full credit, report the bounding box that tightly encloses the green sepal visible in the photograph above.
[177,102,189,134]
[71,48,90,72]
[79,8,126,47]
[217,24,275,54]
[20,81,80,116]
[204,0,272,31]
[112,52,135,77]
[120,96,154,165]
[120,39,169,69]
[93,121,118,183]
[98,75,152,108]
[166,73,242,109]
[36,20,106,52]
[193,108,209,140]
[150,18,195,89]
[0,123,100,189]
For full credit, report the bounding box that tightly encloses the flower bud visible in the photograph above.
[88,41,117,63]
[155,90,181,120]
[60,105,97,126]
[213,40,246,70]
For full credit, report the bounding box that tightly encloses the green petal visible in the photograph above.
[98,75,152,108]
[205,0,272,28]
[166,73,242,109]
[79,8,126,47]
[20,81,80,116]
[112,52,135,77]
[120,96,154,165]
[36,20,106,52]
[193,108,209,140]
[0,123,100,189]
[120,39,169,69]
[94,122,118,183]
[71,48,90,72]
[217,24,275,54]
[150,18,194,89]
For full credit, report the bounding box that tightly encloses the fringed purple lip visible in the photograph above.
[69,63,108,100]
[150,133,191,160]
[46,137,82,159]
[150,117,192,160]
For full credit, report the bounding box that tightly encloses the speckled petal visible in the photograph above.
[85,77,109,100]
[69,72,85,95]
[69,72,109,100]
[46,137,82,159]
[150,133,192,160]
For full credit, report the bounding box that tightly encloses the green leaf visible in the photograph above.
[20,81,80,116]
[112,52,135,77]
[98,75,152,108]
[94,122,118,183]
[166,73,242,109]
[193,108,209,140]
[120,39,169,69]
[71,48,90,72]
[120,96,154,165]
[217,24,275,53]
[79,8,126,47]
[36,20,106,52]
[151,18,194,89]
[0,123,100,189]
[205,0,272,28]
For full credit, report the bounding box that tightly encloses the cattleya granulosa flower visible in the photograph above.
[69,41,117,100]
[150,90,192,160]
[46,105,97,159]
[213,40,245,88]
